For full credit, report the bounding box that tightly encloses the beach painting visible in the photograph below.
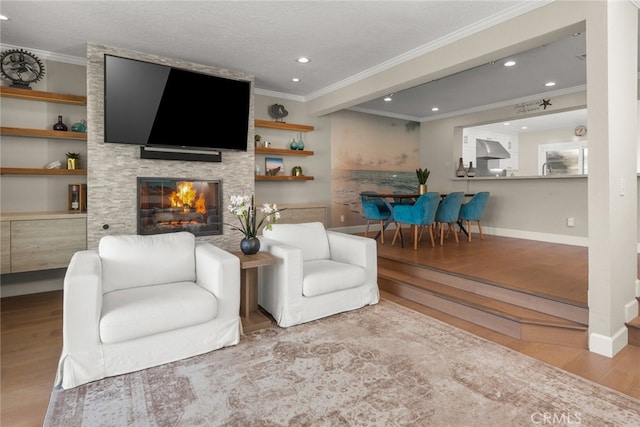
[265,157,284,176]
[330,110,421,226]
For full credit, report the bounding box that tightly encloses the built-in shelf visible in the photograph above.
[255,119,314,132]
[0,168,87,176]
[255,175,314,181]
[255,147,314,156]
[1,126,87,140]
[0,86,87,105]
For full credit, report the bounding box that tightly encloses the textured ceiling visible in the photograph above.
[0,1,631,127]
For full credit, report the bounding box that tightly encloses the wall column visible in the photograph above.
[586,0,638,357]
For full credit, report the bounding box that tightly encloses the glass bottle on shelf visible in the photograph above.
[456,157,466,177]
[466,161,476,177]
[53,115,68,131]
[297,133,304,150]
[290,138,299,150]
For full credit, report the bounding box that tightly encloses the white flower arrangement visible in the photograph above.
[227,194,282,239]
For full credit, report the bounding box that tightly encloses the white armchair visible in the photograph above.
[54,232,241,389]
[258,222,379,327]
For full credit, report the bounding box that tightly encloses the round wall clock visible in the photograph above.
[574,125,587,137]
[0,48,45,89]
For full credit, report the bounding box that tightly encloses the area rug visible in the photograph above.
[44,300,640,426]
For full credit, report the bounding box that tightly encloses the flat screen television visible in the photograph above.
[104,54,251,152]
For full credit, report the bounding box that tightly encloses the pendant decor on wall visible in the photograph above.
[0,48,45,89]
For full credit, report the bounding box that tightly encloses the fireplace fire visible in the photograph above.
[138,177,222,236]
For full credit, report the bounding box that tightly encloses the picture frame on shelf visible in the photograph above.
[265,157,284,176]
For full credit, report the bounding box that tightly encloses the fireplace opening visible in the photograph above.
[138,177,222,236]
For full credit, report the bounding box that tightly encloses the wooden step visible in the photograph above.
[378,256,589,324]
[627,316,640,347]
[379,266,588,349]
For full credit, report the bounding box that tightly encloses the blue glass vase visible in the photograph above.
[289,138,299,150]
[297,133,304,150]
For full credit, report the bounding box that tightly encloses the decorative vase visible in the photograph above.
[240,237,260,255]
[67,158,78,170]
[467,161,476,177]
[419,184,427,194]
[297,133,304,150]
[53,115,67,131]
[71,119,87,133]
[290,138,299,150]
[456,157,466,177]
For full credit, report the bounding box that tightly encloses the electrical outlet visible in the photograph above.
[340,215,345,223]
[567,217,575,227]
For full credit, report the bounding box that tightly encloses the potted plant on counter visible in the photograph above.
[416,167,430,194]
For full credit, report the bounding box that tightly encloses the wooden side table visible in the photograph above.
[233,251,276,333]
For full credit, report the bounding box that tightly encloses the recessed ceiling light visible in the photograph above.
[0,14,8,20]
[383,95,393,102]
[503,122,510,126]
[431,107,439,112]
[545,81,556,87]
[292,78,300,82]
[296,57,310,64]
[521,126,528,130]
[504,60,516,67]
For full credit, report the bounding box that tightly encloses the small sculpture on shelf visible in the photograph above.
[268,104,288,122]
[254,134,262,147]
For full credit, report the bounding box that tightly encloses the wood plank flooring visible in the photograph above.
[2,234,639,426]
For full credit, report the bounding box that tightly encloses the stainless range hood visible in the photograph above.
[476,139,510,159]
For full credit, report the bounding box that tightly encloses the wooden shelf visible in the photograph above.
[1,168,87,176]
[255,147,314,156]
[255,119,314,132]
[255,175,314,181]
[1,126,87,140]
[0,86,87,105]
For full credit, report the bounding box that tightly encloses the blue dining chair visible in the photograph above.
[458,191,490,242]
[434,192,464,245]
[391,192,440,250]
[360,192,392,244]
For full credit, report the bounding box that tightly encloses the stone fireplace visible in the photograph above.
[137,177,222,237]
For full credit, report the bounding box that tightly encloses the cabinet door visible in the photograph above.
[1,221,10,274]
[11,218,87,272]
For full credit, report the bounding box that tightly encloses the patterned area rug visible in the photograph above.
[45,300,640,426]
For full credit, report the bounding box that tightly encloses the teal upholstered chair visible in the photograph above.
[458,191,490,242]
[434,192,464,245]
[360,192,392,244]
[391,192,440,250]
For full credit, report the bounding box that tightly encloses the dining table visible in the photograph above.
[360,192,476,245]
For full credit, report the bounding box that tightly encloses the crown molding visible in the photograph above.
[0,43,86,66]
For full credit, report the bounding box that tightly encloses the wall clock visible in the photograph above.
[574,125,587,137]
[0,48,45,89]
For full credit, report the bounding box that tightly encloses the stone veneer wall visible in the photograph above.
[86,44,254,250]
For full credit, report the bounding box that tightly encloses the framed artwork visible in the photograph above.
[265,157,284,176]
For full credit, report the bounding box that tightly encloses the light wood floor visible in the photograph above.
[2,236,639,426]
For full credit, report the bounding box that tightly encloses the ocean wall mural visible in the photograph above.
[330,110,421,226]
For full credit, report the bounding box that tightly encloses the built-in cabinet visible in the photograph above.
[0,86,88,273]
[1,212,87,273]
[254,119,315,181]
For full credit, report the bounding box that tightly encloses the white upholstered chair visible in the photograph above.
[257,222,379,328]
[55,232,241,389]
